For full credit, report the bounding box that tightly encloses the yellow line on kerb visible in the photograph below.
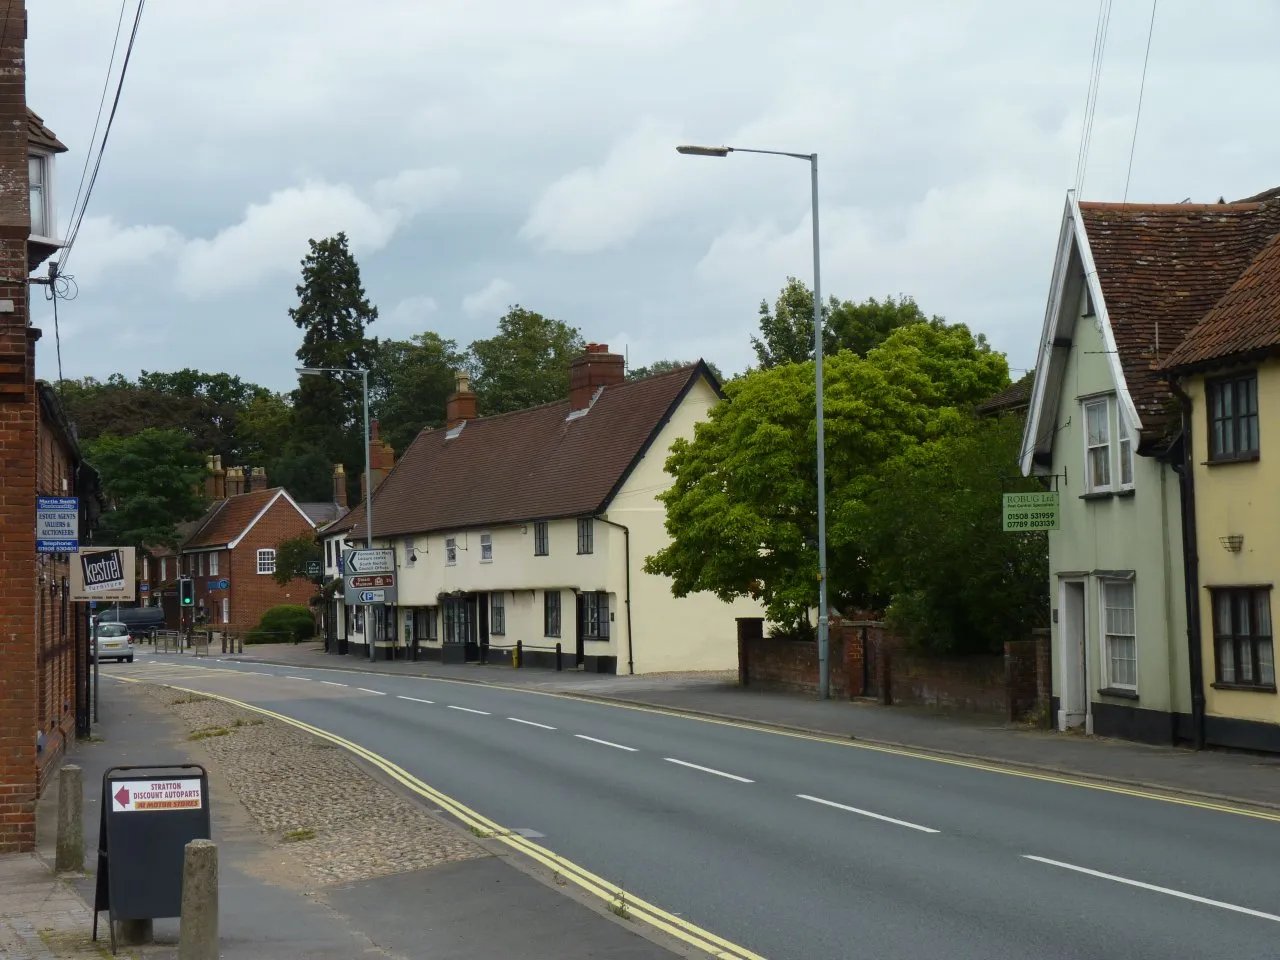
[112,675,765,960]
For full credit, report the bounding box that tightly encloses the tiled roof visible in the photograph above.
[1162,228,1280,369]
[1079,199,1280,445]
[182,488,282,549]
[341,364,707,540]
[27,109,67,153]
[298,502,348,526]
[975,372,1033,416]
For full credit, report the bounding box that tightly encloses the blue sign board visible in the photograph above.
[212,579,229,590]
[36,496,79,553]
[337,556,345,574]
[140,584,149,592]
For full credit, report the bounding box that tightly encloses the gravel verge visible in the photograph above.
[142,686,485,886]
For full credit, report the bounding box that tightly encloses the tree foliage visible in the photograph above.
[371,332,466,452]
[860,415,1048,655]
[272,533,323,587]
[468,306,584,415]
[645,320,1009,630]
[628,359,724,382]
[83,429,208,549]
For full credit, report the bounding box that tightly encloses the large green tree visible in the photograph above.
[83,429,208,548]
[859,414,1048,655]
[627,359,725,382]
[372,332,466,452]
[645,321,1009,629]
[468,306,584,415]
[751,278,933,369]
[271,533,324,587]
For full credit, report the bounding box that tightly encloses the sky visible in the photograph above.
[26,1,1280,393]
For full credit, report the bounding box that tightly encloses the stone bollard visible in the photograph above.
[55,765,83,872]
[114,918,152,946]
[179,839,218,960]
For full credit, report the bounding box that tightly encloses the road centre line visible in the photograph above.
[1023,855,1280,923]
[575,734,637,752]
[357,688,386,696]
[664,758,753,783]
[448,705,490,715]
[508,717,557,730]
[797,794,940,834]
[284,676,310,681]
[319,681,347,687]
[398,695,435,704]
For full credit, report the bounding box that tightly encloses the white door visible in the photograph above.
[1059,579,1088,730]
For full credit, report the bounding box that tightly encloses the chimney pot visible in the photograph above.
[446,368,478,429]
[569,343,625,411]
[333,463,348,509]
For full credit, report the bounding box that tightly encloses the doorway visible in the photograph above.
[1058,579,1089,731]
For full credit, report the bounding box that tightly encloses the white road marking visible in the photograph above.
[284,676,309,681]
[664,758,754,783]
[319,681,347,687]
[448,705,490,715]
[246,671,271,676]
[357,688,386,696]
[508,717,557,730]
[1024,855,1280,923]
[797,794,940,834]
[397,695,435,704]
[575,734,637,752]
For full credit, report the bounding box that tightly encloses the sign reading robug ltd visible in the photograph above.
[69,546,137,602]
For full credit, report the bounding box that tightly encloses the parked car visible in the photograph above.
[92,622,135,663]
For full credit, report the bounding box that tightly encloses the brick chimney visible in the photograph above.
[333,463,347,508]
[212,455,226,500]
[570,343,625,411]
[247,466,268,492]
[360,421,396,504]
[203,456,217,499]
[446,370,478,428]
[225,466,245,497]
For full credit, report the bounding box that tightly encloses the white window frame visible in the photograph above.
[28,151,54,242]
[1082,395,1134,494]
[197,553,205,577]
[142,557,149,581]
[490,592,505,635]
[480,533,493,563]
[445,536,457,566]
[256,549,276,575]
[221,597,229,624]
[160,557,168,582]
[1098,576,1138,692]
[208,551,219,576]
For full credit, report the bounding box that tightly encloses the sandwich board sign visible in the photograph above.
[69,546,137,602]
[93,764,211,954]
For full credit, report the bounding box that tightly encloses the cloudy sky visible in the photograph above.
[27,1,1280,392]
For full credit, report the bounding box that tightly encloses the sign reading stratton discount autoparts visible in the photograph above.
[110,778,204,813]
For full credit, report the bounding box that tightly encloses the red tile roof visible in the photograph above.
[27,109,67,153]
[1079,199,1280,445]
[975,372,1033,416]
[183,488,283,549]
[333,364,709,540]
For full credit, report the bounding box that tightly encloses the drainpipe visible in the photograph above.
[595,516,634,675]
[1168,376,1207,749]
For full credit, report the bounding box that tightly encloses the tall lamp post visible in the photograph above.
[297,365,375,663]
[676,144,830,700]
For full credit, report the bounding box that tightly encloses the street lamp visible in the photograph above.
[297,365,375,662]
[676,143,831,700]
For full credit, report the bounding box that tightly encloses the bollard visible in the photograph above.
[114,919,152,946]
[555,642,562,672]
[237,635,243,654]
[55,764,83,872]
[514,640,522,668]
[178,839,218,960]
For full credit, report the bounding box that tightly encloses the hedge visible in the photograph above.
[246,604,316,644]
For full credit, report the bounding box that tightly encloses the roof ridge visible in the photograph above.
[1078,200,1261,213]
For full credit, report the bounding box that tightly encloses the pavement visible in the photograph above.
[228,641,1280,811]
[0,673,687,959]
[107,649,1280,960]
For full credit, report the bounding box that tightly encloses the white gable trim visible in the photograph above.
[1021,192,1141,476]
[227,489,316,550]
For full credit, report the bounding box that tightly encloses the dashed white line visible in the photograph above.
[1024,855,1280,923]
[574,734,637,752]
[246,671,271,676]
[357,688,386,696]
[508,717,557,730]
[448,705,490,715]
[319,681,347,687]
[664,758,754,783]
[797,794,940,834]
[397,695,435,705]
[284,676,309,681]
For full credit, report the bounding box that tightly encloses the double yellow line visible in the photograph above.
[114,676,765,960]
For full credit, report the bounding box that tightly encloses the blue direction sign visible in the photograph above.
[36,496,79,553]
[206,579,229,591]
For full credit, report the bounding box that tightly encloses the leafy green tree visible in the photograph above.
[860,415,1048,654]
[372,332,466,452]
[237,391,294,468]
[267,446,334,502]
[645,322,1009,629]
[751,278,933,369]
[627,359,724,382]
[272,533,324,587]
[468,306,584,415]
[83,429,208,548]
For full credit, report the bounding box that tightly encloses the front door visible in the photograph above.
[476,593,490,662]
[575,592,586,667]
[1058,579,1088,731]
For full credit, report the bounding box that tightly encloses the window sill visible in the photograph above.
[1097,687,1139,701]
[1080,491,1113,501]
[1211,682,1277,694]
[1206,453,1260,466]
[480,559,493,564]
[1116,488,1135,499]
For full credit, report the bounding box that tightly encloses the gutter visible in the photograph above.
[595,516,634,675]
[1167,376,1207,750]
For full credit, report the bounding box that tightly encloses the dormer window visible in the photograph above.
[29,153,52,240]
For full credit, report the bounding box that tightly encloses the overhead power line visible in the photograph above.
[1073,0,1113,197]
[1123,0,1159,204]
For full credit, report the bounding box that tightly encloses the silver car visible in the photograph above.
[92,622,135,663]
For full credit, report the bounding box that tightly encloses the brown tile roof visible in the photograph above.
[1162,228,1280,369]
[27,109,67,153]
[344,364,708,540]
[1079,199,1280,446]
[975,372,1033,416]
[183,488,283,549]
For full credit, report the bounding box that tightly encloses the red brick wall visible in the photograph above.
[226,499,315,631]
[738,624,862,699]
[0,0,36,854]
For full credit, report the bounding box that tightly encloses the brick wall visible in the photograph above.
[0,0,36,854]
[227,501,315,631]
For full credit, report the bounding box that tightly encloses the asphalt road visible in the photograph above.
[111,656,1280,960]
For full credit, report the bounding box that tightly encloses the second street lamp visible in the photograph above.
[296,365,375,663]
[676,143,831,700]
